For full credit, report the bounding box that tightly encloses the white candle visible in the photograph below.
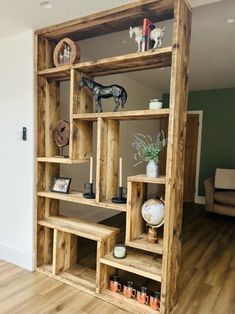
[89,156,93,184]
[119,157,122,187]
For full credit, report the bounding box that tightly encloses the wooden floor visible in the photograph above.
[0,205,235,314]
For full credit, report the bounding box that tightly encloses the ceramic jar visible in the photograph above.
[146,160,159,178]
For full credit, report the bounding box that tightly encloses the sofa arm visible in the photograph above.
[204,177,215,212]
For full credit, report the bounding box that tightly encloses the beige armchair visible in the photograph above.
[204,168,235,217]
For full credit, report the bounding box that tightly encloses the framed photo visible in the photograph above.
[51,176,71,194]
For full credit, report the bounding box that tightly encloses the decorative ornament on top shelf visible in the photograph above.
[53,38,81,67]
[129,18,166,52]
[132,130,167,178]
[141,197,165,243]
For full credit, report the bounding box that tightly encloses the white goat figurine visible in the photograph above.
[129,26,143,52]
[150,27,166,49]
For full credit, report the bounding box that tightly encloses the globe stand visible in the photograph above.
[147,226,158,243]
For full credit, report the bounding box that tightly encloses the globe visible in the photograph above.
[141,198,165,227]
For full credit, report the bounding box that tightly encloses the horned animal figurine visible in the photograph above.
[78,78,127,113]
[150,27,166,49]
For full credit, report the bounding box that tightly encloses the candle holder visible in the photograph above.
[112,187,127,204]
[83,182,96,199]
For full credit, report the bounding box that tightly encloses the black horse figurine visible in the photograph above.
[78,78,127,112]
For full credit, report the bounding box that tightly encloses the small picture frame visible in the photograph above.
[51,176,71,194]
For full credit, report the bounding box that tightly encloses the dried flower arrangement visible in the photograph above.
[132,130,167,166]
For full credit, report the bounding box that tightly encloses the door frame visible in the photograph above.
[187,110,203,204]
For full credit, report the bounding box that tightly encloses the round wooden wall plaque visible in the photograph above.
[52,120,70,148]
[53,38,81,67]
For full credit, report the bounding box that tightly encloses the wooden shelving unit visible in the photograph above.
[35,1,191,313]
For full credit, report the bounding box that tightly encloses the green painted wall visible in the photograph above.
[163,87,235,196]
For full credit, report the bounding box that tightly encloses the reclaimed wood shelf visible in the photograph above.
[37,191,127,212]
[126,233,163,255]
[101,289,160,314]
[38,48,172,79]
[38,215,119,241]
[37,264,96,293]
[60,265,96,291]
[36,1,192,313]
[128,175,166,184]
[73,109,170,121]
[100,249,162,282]
[37,157,88,164]
[37,0,174,41]
[37,65,71,80]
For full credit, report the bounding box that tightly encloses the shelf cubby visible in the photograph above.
[126,179,164,255]
[100,248,162,282]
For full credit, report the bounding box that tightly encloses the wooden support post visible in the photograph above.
[96,236,117,293]
[96,118,120,202]
[52,229,77,275]
[126,181,147,242]
[45,80,60,157]
[69,70,93,159]
[161,1,192,313]
[37,226,54,267]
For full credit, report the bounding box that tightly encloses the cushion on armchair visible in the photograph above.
[214,191,235,206]
[214,168,235,190]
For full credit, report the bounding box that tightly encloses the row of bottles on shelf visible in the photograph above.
[109,275,161,311]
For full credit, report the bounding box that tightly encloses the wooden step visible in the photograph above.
[38,48,172,79]
[38,216,119,242]
[37,191,126,212]
[126,233,163,255]
[37,264,96,293]
[100,249,162,282]
[128,175,166,184]
[73,109,170,121]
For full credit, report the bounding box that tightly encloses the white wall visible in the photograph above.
[0,30,34,270]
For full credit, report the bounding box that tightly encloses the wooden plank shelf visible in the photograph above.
[60,265,96,291]
[37,191,127,212]
[38,48,172,79]
[36,1,174,41]
[38,215,119,242]
[128,175,166,184]
[100,249,162,282]
[38,65,71,80]
[126,234,163,255]
[37,157,88,164]
[73,48,172,76]
[73,109,170,121]
[37,264,96,293]
[101,289,160,314]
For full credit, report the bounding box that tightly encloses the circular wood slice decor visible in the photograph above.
[53,38,81,67]
[52,120,70,148]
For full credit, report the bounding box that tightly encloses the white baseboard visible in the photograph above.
[0,242,34,271]
[195,196,206,205]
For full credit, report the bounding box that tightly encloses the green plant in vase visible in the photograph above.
[132,130,167,178]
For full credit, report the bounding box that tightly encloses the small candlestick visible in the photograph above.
[119,157,122,187]
[89,156,93,184]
